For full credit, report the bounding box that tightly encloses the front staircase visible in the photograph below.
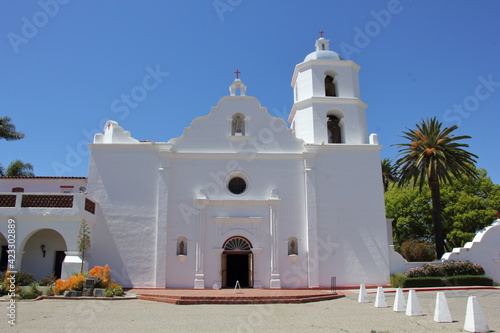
[134,289,344,305]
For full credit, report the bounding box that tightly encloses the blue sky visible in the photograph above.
[1,0,499,184]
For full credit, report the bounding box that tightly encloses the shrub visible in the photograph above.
[108,282,120,289]
[46,287,55,296]
[2,270,20,295]
[38,273,57,286]
[401,275,493,288]
[19,289,36,299]
[0,283,6,296]
[400,239,436,262]
[113,285,124,296]
[68,274,86,291]
[19,283,42,299]
[87,265,123,294]
[12,271,36,286]
[440,261,485,276]
[53,279,70,295]
[390,274,406,288]
[53,273,87,294]
[406,261,485,278]
[89,265,111,288]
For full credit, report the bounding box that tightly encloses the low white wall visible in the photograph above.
[442,220,500,283]
[388,245,441,276]
[389,220,500,284]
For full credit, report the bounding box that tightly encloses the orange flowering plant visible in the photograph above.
[53,273,86,295]
[88,265,112,288]
[53,265,123,296]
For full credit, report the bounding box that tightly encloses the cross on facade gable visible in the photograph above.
[234,69,241,79]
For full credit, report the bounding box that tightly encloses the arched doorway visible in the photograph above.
[21,229,67,280]
[221,237,253,288]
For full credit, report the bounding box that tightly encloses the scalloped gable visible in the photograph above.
[169,95,304,153]
[94,120,139,144]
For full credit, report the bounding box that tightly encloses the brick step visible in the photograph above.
[137,293,344,305]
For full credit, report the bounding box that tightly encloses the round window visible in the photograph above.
[228,177,246,195]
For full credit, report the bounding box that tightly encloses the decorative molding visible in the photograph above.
[212,217,262,224]
[304,144,382,152]
[196,198,280,206]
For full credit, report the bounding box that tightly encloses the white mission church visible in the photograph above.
[0,36,393,289]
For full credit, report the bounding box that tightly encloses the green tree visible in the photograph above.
[3,159,34,177]
[0,116,25,141]
[0,117,33,177]
[385,184,433,249]
[386,168,500,252]
[394,117,478,258]
[381,158,398,192]
[440,168,500,248]
[77,219,91,274]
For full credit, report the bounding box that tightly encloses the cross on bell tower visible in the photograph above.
[229,69,246,96]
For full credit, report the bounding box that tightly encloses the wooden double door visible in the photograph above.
[221,252,253,288]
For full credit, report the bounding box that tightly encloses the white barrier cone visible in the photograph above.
[434,292,453,323]
[358,284,369,303]
[393,288,406,312]
[374,286,387,308]
[464,296,489,332]
[406,289,423,316]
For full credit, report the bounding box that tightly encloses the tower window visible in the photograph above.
[325,75,337,97]
[231,113,245,136]
[327,115,342,143]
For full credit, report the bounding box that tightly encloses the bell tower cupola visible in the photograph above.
[289,32,369,145]
[229,69,246,96]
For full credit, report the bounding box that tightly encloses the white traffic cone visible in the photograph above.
[374,286,387,308]
[464,296,489,332]
[393,288,406,312]
[358,284,369,303]
[405,289,423,316]
[434,292,453,323]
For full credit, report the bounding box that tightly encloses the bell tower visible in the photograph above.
[289,34,369,145]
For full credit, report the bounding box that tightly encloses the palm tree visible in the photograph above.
[0,117,25,141]
[4,160,35,177]
[381,158,398,192]
[394,117,478,258]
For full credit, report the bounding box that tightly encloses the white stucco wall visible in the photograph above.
[442,220,500,283]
